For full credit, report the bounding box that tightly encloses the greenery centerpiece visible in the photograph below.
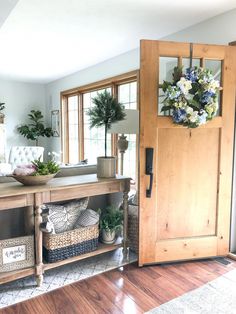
[162,66,220,128]
[17,110,53,146]
[0,102,5,123]
[12,157,60,186]
[99,206,123,244]
[87,90,126,178]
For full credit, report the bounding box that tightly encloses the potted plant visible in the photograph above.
[87,90,126,178]
[17,110,53,146]
[0,102,5,124]
[100,206,123,244]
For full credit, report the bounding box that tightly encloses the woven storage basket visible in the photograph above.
[43,224,99,263]
[128,205,139,253]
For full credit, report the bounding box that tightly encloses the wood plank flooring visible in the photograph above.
[1,258,236,314]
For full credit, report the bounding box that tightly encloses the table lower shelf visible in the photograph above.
[0,239,123,285]
[0,267,35,285]
[44,239,122,271]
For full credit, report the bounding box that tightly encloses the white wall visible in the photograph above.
[0,79,46,160]
[163,9,236,44]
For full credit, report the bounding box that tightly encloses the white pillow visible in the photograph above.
[74,209,99,228]
[45,197,89,233]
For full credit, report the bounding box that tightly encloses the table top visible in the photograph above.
[0,174,130,198]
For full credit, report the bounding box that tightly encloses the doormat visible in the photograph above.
[214,257,232,266]
[0,248,137,309]
[146,267,236,314]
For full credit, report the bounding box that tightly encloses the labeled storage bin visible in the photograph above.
[43,224,99,263]
[0,235,35,272]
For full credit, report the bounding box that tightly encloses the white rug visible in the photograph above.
[0,248,137,309]
[146,268,236,314]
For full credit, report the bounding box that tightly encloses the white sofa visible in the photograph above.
[9,146,44,169]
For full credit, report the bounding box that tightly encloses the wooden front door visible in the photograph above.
[139,40,236,265]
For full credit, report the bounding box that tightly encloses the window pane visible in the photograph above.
[182,58,200,72]
[118,82,137,110]
[68,95,79,164]
[159,57,178,84]
[159,57,178,116]
[205,59,222,116]
[83,88,112,164]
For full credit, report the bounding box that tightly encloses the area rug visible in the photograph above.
[146,268,236,314]
[0,248,137,309]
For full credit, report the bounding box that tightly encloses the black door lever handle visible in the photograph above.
[145,148,154,198]
[146,172,153,198]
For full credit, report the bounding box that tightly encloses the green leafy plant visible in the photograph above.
[0,102,5,112]
[100,206,123,232]
[32,158,60,176]
[17,110,53,146]
[87,90,126,157]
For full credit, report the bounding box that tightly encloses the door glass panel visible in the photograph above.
[205,60,222,82]
[158,57,178,115]
[182,58,200,72]
[159,57,178,84]
[205,60,222,116]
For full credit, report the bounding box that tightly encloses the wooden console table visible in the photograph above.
[0,174,130,286]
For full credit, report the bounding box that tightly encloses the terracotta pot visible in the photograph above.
[97,156,116,178]
[101,229,116,244]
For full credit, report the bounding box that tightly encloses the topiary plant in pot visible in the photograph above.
[17,110,53,146]
[87,90,126,178]
[100,206,123,244]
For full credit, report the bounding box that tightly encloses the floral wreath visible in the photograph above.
[161,66,220,128]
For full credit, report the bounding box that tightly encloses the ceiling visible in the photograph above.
[0,0,235,84]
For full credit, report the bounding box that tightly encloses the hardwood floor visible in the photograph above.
[2,258,236,314]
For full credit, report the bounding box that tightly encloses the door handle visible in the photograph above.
[145,148,154,198]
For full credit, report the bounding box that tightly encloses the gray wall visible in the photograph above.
[0,79,46,160]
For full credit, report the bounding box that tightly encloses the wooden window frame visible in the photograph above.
[61,70,138,164]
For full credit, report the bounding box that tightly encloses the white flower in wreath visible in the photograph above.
[176,78,192,95]
[207,80,220,93]
[186,106,194,115]
[205,101,218,117]
[173,100,188,109]
[189,110,199,123]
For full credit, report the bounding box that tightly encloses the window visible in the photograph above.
[61,71,138,181]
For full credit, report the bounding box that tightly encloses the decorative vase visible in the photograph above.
[101,229,116,244]
[0,113,5,124]
[97,156,116,178]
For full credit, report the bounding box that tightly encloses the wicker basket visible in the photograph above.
[43,224,99,263]
[128,205,139,253]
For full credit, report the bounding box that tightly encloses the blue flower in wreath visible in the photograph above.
[166,86,181,100]
[198,111,208,125]
[186,68,198,82]
[172,108,186,123]
[201,91,215,104]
